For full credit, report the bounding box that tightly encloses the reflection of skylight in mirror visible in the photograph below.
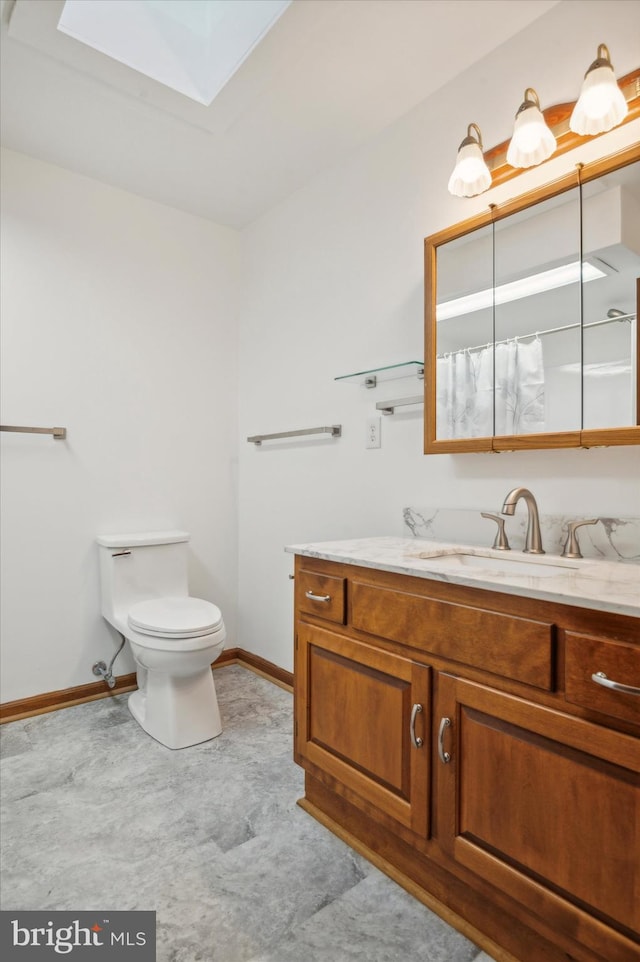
[57,0,292,105]
[437,260,607,322]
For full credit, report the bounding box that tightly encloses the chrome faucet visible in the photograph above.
[501,487,545,555]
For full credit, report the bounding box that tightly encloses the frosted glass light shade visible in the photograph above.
[506,90,556,168]
[570,57,628,136]
[447,124,491,197]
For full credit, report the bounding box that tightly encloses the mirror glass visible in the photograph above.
[581,159,639,429]
[435,222,494,440]
[493,186,581,435]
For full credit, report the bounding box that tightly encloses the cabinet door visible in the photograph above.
[435,674,640,962]
[296,623,431,838]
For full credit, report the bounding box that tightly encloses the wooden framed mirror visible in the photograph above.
[424,143,640,454]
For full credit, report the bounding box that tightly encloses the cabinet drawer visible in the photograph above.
[565,632,640,725]
[297,569,346,624]
[351,581,554,689]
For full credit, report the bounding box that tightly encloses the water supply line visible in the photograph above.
[92,634,125,689]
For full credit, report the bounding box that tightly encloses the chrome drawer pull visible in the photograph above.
[305,590,331,603]
[410,703,423,748]
[592,671,640,696]
[438,716,452,764]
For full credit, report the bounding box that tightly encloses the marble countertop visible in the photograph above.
[285,537,640,618]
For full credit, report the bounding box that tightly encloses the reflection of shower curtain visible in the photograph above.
[495,337,545,435]
[436,347,492,438]
[437,338,545,439]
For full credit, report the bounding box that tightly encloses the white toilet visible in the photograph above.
[96,530,226,749]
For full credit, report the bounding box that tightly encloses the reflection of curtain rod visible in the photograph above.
[439,312,635,357]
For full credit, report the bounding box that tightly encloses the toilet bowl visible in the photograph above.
[96,531,226,750]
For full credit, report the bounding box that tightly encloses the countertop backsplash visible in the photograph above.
[403,507,640,563]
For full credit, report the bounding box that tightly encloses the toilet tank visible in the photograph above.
[97,530,190,625]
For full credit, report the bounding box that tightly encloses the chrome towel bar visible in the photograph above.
[247,425,342,445]
[1,424,67,439]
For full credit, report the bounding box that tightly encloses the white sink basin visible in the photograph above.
[414,552,579,578]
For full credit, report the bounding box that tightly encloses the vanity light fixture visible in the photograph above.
[436,259,607,322]
[447,123,492,197]
[446,46,637,195]
[506,88,557,169]
[570,44,628,136]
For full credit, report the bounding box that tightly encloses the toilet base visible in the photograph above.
[128,667,222,750]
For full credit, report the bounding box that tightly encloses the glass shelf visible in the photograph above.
[335,361,424,388]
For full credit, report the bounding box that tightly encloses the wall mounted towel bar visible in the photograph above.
[376,396,424,415]
[247,425,342,445]
[1,424,67,439]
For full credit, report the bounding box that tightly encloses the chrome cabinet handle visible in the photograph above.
[438,717,452,763]
[410,703,423,748]
[305,590,331,603]
[592,671,640,696]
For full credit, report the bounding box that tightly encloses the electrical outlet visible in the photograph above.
[366,416,381,449]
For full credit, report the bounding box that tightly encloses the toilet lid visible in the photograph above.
[128,597,223,639]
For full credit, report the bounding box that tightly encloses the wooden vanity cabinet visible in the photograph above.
[293,555,640,962]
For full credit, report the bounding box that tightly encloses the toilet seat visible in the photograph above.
[128,597,223,639]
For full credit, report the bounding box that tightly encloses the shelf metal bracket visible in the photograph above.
[376,395,424,416]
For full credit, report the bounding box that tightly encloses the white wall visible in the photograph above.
[1,149,240,702]
[237,0,640,672]
[2,2,639,702]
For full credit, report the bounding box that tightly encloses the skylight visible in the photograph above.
[57,0,292,106]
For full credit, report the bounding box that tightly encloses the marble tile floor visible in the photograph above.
[1,665,498,962]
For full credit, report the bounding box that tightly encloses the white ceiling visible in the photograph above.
[0,0,560,228]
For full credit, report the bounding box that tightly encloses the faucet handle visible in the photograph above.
[481,513,511,551]
[562,519,598,559]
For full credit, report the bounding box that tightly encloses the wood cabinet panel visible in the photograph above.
[565,632,640,726]
[309,647,408,793]
[293,554,640,962]
[297,568,346,624]
[436,674,640,958]
[297,624,430,837]
[351,579,554,689]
